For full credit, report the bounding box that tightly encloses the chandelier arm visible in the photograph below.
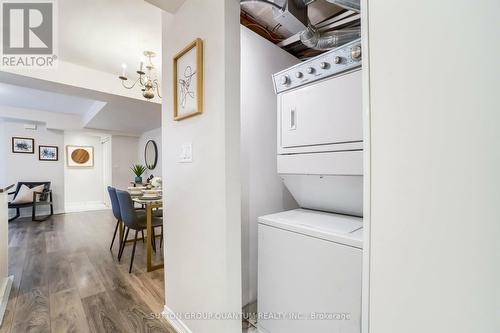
[154,80,162,98]
[121,77,140,89]
[139,74,147,87]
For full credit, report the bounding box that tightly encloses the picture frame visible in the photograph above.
[39,145,59,161]
[173,38,203,121]
[66,145,94,168]
[12,137,35,154]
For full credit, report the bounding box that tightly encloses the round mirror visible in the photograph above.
[144,140,158,170]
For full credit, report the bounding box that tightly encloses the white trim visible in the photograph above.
[64,201,110,213]
[0,276,14,327]
[162,305,193,333]
[360,0,371,332]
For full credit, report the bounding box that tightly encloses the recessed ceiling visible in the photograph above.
[0,82,99,116]
[59,0,162,78]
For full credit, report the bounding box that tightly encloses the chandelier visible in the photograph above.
[119,51,161,100]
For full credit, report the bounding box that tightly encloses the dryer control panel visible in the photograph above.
[273,38,362,94]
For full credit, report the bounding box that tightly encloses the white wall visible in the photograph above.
[111,135,139,189]
[240,26,299,308]
[0,120,65,216]
[161,0,241,332]
[138,127,162,179]
[365,1,500,332]
[64,132,105,211]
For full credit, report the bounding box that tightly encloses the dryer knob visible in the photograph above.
[319,62,329,69]
[280,75,290,85]
[306,67,315,74]
[334,56,343,64]
[295,71,303,78]
[351,45,362,61]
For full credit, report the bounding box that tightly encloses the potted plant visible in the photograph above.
[131,164,147,184]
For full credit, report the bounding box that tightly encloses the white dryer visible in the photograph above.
[258,209,363,333]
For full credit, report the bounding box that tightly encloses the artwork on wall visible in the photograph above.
[173,38,203,121]
[66,145,94,167]
[12,137,35,154]
[39,145,59,161]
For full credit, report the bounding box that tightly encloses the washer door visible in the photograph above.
[258,224,362,333]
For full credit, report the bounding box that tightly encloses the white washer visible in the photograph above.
[258,209,363,333]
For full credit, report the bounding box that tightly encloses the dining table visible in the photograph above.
[125,188,164,272]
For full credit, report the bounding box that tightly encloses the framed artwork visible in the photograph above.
[12,137,34,154]
[173,38,203,121]
[39,145,59,161]
[66,145,94,167]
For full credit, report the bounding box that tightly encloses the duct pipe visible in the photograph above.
[240,0,285,11]
[300,25,360,50]
[299,0,360,12]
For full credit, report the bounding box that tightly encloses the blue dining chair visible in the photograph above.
[115,189,163,273]
[107,186,122,252]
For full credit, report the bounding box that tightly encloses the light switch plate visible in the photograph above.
[179,143,192,163]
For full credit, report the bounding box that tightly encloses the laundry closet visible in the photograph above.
[240,0,364,332]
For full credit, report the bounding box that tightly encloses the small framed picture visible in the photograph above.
[173,38,203,121]
[66,145,94,168]
[12,137,34,154]
[39,145,59,161]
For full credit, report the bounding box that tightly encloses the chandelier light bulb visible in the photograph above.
[118,51,161,100]
[139,57,144,71]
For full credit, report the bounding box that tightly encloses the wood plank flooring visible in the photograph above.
[0,210,174,333]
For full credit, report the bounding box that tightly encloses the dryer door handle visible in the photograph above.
[290,108,297,130]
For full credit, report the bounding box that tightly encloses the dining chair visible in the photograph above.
[115,189,163,273]
[107,186,122,253]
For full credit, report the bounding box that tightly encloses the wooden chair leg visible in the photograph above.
[129,230,139,273]
[141,230,145,243]
[110,219,120,251]
[119,227,129,261]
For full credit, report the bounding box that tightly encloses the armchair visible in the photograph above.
[8,181,54,222]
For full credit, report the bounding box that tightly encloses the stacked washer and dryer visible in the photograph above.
[257,39,364,333]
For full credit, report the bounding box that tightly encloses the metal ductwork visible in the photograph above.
[240,0,361,51]
[298,0,360,50]
[299,0,360,12]
[300,26,360,50]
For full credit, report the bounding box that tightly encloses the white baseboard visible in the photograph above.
[0,276,13,327]
[162,305,193,333]
[64,202,110,213]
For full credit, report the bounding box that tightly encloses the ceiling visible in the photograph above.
[59,0,162,78]
[0,83,98,116]
[144,0,185,13]
[0,72,161,135]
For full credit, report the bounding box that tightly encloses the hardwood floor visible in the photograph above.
[1,210,174,333]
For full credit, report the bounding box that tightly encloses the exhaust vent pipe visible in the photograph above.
[300,26,360,50]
